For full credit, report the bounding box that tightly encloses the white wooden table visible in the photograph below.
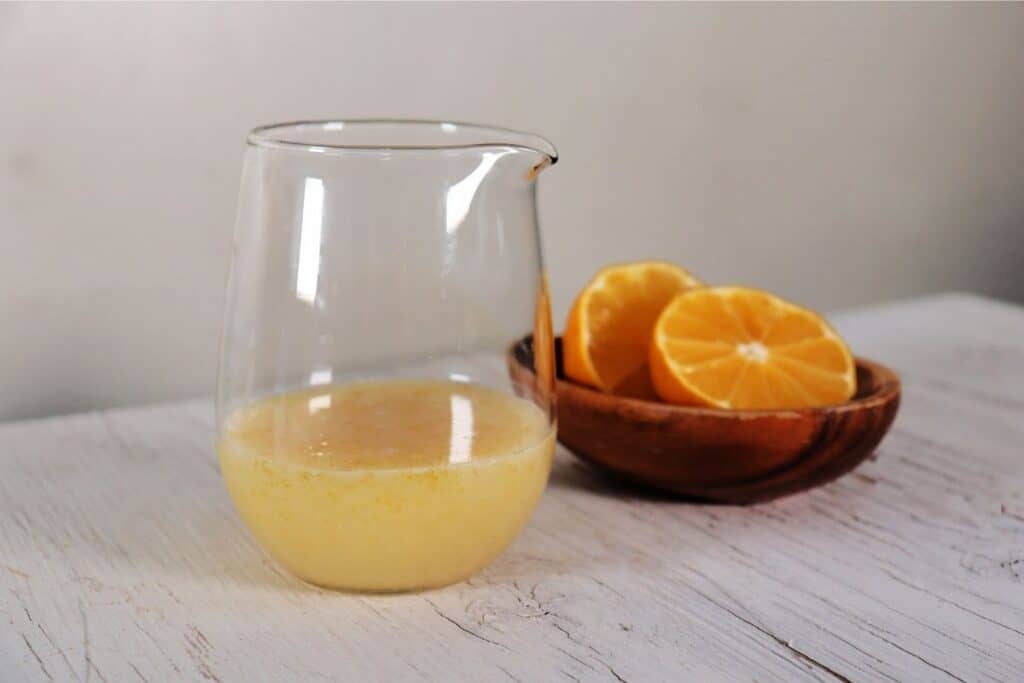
[2,294,1022,682]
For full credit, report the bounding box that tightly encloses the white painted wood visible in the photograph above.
[1,293,1022,682]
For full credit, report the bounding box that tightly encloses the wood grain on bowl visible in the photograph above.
[509,337,900,504]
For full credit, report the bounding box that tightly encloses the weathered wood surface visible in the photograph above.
[1,293,1022,681]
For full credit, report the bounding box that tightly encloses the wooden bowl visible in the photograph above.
[509,337,900,504]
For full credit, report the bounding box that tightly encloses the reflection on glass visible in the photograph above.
[307,393,331,414]
[295,177,324,303]
[448,393,474,464]
[445,152,506,234]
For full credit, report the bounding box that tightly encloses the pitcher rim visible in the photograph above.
[247,119,558,163]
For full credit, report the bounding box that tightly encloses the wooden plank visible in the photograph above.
[1,294,1022,681]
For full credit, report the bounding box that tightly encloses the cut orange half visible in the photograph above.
[649,287,856,409]
[564,261,703,397]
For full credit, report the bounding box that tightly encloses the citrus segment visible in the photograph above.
[650,287,856,409]
[563,261,703,397]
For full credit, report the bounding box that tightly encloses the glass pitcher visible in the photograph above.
[216,120,558,592]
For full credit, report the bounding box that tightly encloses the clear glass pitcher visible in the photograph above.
[216,120,558,592]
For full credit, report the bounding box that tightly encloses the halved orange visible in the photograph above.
[564,261,703,397]
[649,287,856,409]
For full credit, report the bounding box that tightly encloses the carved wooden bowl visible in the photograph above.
[509,337,900,504]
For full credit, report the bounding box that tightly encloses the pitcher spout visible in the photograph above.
[528,146,558,181]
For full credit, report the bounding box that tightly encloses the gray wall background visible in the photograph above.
[2,2,1023,421]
